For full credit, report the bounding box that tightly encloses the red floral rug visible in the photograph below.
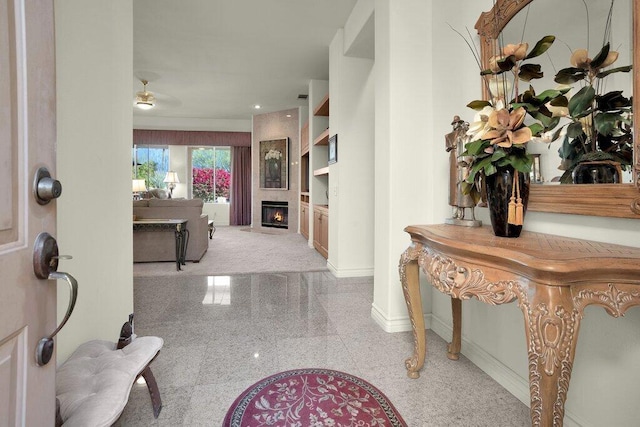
[223,368,407,426]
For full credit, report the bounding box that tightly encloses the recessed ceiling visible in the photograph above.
[133,0,358,121]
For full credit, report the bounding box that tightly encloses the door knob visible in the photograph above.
[36,271,78,366]
[32,232,78,366]
[33,167,62,205]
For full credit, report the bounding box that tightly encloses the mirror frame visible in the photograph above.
[475,0,640,219]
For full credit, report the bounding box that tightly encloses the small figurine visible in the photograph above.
[445,116,481,227]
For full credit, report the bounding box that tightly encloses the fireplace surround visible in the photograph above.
[261,201,288,229]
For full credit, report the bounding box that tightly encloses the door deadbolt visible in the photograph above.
[33,167,62,205]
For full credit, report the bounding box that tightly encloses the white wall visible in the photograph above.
[55,0,133,363]
[364,0,640,424]
[202,203,230,226]
[327,29,375,277]
[372,0,438,331]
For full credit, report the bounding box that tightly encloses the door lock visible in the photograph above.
[33,167,62,205]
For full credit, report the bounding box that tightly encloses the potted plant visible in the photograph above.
[461,36,568,237]
[553,41,633,183]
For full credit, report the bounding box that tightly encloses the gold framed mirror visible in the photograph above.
[475,0,640,219]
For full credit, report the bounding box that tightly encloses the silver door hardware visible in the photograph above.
[32,232,78,366]
[33,167,62,205]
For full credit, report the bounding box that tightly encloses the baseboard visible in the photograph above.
[326,261,373,278]
[429,314,586,427]
[370,303,431,333]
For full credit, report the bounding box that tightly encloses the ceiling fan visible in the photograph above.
[135,79,155,110]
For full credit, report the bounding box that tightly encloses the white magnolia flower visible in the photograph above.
[265,149,282,160]
[466,100,503,141]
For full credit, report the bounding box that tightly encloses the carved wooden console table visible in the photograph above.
[399,224,640,426]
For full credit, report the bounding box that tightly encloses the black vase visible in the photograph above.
[572,161,621,184]
[484,166,530,238]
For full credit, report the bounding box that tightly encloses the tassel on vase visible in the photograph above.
[515,172,523,225]
[507,170,517,225]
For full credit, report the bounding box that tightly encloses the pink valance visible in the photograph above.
[133,129,251,147]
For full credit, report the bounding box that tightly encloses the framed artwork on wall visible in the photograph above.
[260,137,289,189]
[328,134,337,164]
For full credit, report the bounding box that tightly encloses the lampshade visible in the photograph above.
[132,179,147,193]
[163,171,179,184]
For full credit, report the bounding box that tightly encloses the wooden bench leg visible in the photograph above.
[140,366,162,418]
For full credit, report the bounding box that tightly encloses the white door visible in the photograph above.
[0,1,60,425]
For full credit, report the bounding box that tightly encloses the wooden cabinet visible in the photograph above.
[300,201,309,239]
[313,205,329,259]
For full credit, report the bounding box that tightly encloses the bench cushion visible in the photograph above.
[56,336,163,427]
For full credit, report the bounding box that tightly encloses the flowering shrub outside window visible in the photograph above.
[191,147,231,202]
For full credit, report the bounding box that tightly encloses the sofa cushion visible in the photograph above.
[56,336,163,427]
[148,198,203,208]
[133,200,149,207]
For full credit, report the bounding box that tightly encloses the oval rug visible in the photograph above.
[223,368,407,426]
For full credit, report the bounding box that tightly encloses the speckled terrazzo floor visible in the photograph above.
[113,272,530,426]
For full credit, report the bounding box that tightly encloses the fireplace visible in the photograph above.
[261,201,288,229]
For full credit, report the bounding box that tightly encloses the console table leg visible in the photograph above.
[399,245,425,379]
[519,284,582,427]
[447,297,462,360]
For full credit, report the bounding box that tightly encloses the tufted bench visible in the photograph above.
[55,336,163,427]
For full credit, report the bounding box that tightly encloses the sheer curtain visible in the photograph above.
[230,146,251,225]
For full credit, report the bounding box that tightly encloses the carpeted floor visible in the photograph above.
[133,226,329,277]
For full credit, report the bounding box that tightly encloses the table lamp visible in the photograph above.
[163,171,179,198]
[132,179,147,200]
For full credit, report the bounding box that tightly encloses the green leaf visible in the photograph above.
[518,64,543,81]
[567,122,584,138]
[528,123,544,136]
[594,112,620,136]
[466,100,492,110]
[497,55,518,72]
[483,162,497,176]
[590,43,610,69]
[525,35,556,59]
[549,95,568,107]
[568,85,595,117]
[490,149,507,162]
[511,156,532,174]
[463,139,489,156]
[597,90,632,110]
[559,169,574,183]
[536,88,570,104]
[597,65,633,78]
[554,67,586,84]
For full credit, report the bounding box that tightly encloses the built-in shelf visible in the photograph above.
[313,93,329,116]
[300,192,310,203]
[313,128,329,146]
[313,167,329,176]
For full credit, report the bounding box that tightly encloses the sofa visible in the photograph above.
[133,198,209,263]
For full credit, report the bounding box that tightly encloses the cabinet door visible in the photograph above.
[313,209,328,259]
[319,212,329,255]
[300,203,309,239]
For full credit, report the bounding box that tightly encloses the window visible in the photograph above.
[132,145,169,189]
[191,147,231,203]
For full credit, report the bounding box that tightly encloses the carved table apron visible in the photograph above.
[399,224,640,427]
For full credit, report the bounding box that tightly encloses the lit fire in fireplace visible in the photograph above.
[273,211,284,223]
